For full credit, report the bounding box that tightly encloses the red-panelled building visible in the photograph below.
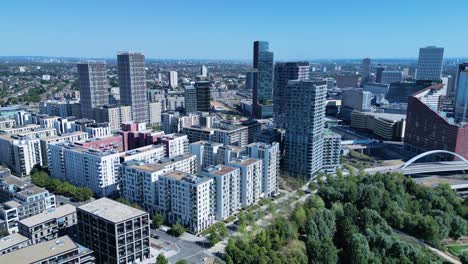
[405,95,468,160]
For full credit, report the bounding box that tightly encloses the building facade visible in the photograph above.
[416,46,444,81]
[77,61,109,119]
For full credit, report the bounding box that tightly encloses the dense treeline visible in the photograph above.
[31,168,93,202]
[226,172,468,263]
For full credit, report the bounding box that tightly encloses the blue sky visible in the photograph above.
[1,0,467,60]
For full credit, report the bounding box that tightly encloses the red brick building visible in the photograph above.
[404,94,468,160]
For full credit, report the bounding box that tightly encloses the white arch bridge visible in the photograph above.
[364,150,468,175]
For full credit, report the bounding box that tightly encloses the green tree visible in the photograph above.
[152,214,164,229]
[219,222,228,238]
[169,222,185,237]
[460,251,468,264]
[208,229,220,247]
[156,254,168,264]
[349,233,370,263]
[306,237,338,264]
[175,260,187,264]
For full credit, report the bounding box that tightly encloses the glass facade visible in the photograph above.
[455,64,468,123]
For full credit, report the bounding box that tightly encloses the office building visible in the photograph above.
[350,111,406,141]
[322,130,341,173]
[253,41,274,118]
[375,66,385,83]
[118,52,149,123]
[77,198,150,264]
[48,143,121,197]
[386,81,433,103]
[416,46,444,81]
[0,236,95,264]
[283,80,327,178]
[77,61,109,119]
[341,88,373,111]
[405,86,468,160]
[336,74,359,88]
[168,71,178,88]
[245,71,254,90]
[195,81,211,112]
[359,58,371,86]
[455,63,468,123]
[381,70,403,85]
[201,165,241,221]
[18,204,77,244]
[0,174,56,234]
[273,62,310,129]
[228,157,263,207]
[156,171,215,233]
[245,142,279,197]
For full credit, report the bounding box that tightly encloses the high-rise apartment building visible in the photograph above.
[416,46,444,81]
[117,52,148,123]
[201,165,241,221]
[77,61,109,119]
[200,65,208,77]
[184,85,197,113]
[168,71,178,88]
[253,41,274,118]
[359,58,371,86]
[273,62,310,129]
[245,142,279,198]
[455,63,468,123]
[322,130,342,173]
[228,157,263,207]
[283,80,327,178]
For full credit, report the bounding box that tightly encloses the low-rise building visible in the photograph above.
[0,235,95,264]
[18,204,77,244]
[0,233,30,255]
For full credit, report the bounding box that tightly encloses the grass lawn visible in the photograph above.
[446,244,468,256]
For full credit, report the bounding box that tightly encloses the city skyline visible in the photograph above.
[1,1,468,60]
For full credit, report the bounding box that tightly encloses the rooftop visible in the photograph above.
[78,198,147,223]
[204,165,238,176]
[0,175,29,188]
[17,185,48,197]
[19,204,76,228]
[0,233,29,252]
[230,157,261,166]
[0,236,77,263]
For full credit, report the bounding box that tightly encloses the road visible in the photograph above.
[150,229,212,263]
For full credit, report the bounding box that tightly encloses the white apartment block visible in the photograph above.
[245,142,280,198]
[38,116,60,128]
[120,144,165,164]
[216,145,245,166]
[121,154,197,214]
[39,131,89,166]
[48,143,121,197]
[189,140,222,171]
[85,123,111,138]
[159,133,189,158]
[0,119,15,130]
[0,174,56,234]
[0,124,40,134]
[211,124,249,147]
[94,105,132,131]
[13,111,33,126]
[0,135,43,176]
[228,157,263,208]
[148,102,162,126]
[156,171,215,233]
[201,165,241,221]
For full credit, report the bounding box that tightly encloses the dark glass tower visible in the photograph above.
[253,41,274,118]
[455,63,468,123]
[77,61,108,119]
[195,81,211,112]
[117,52,148,123]
[273,62,310,129]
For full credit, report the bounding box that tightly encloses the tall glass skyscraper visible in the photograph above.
[273,62,310,129]
[252,41,274,118]
[455,63,468,123]
[77,61,108,119]
[415,46,444,81]
[283,80,327,178]
[117,52,148,123]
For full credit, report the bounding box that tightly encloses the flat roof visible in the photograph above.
[129,163,164,173]
[230,158,260,166]
[19,204,76,228]
[78,198,147,223]
[0,175,28,187]
[0,233,29,252]
[162,170,189,180]
[17,185,48,197]
[0,236,77,263]
[208,165,238,176]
